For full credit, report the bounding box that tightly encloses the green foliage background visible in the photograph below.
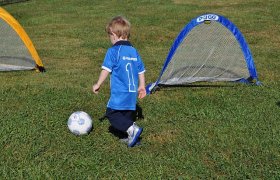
[1,0,279,178]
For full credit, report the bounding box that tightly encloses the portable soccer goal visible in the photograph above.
[146,13,260,94]
[0,7,45,72]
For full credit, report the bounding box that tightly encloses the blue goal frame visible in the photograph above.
[146,13,260,94]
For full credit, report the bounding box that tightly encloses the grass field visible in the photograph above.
[1,0,280,179]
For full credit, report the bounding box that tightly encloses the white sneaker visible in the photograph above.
[127,123,143,147]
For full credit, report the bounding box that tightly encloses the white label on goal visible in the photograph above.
[197,14,219,22]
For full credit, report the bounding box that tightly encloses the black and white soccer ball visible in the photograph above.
[67,111,93,135]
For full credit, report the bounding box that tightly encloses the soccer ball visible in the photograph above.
[67,111,93,135]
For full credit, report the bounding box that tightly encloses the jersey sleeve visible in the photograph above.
[102,49,115,72]
[137,52,145,74]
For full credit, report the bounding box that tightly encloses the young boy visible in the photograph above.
[92,16,146,147]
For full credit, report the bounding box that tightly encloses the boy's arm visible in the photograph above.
[93,69,110,94]
[138,73,146,99]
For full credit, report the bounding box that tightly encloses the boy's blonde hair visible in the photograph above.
[106,16,131,39]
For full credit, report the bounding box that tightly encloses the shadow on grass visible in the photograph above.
[159,84,235,88]
[152,84,235,92]
[0,0,29,6]
[277,101,280,107]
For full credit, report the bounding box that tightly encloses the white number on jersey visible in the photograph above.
[126,63,136,92]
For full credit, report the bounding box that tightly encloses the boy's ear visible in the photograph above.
[109,30,115,36]
[112,32,118,38]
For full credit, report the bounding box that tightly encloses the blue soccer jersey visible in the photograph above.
[102,41,145,110]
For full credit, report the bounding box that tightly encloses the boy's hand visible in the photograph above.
[92,84,100,94]
[138,87,146,99]
[93,70,109,94]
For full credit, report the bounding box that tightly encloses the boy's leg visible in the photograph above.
[106,108,143,147]
[106,108,134,132]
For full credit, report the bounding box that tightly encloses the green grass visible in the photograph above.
[1,0,280,179]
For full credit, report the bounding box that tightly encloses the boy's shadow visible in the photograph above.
[100,104,144,139]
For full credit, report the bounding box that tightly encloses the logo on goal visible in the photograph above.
[197,14,219,23]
